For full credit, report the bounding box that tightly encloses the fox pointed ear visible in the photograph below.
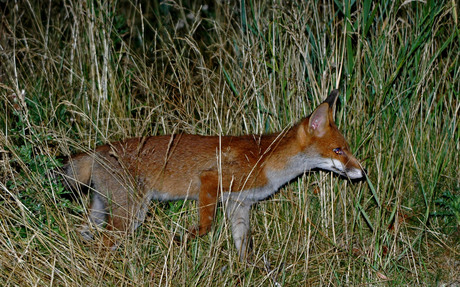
[323,89,339,121]
[308,103,329,137]
[323,89,339,107]
[307,90,340,137]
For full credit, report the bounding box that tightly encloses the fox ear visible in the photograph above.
[308,103,329,137]
[308,90,339,137]
[307,90,340,137]
[323,89,339,108]
[324,89,339,121]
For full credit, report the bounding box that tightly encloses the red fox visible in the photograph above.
[63,89,364,259]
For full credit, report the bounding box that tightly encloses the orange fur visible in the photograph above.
[64,89,364,258]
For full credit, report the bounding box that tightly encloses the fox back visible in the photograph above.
[64,89,364,258]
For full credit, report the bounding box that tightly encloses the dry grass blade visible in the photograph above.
[0,0,458,286]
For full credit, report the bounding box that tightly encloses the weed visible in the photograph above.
[0,0,458,285]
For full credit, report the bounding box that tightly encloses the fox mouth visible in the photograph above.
[329,165,345,175]
[328,167,363,180]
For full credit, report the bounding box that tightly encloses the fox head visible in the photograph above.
[297,90,365,180]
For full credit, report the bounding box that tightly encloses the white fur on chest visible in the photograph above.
[222,153,316,203]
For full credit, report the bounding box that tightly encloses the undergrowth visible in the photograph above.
[0,0,458,286]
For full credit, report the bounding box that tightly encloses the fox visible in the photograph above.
[63,89,364,259]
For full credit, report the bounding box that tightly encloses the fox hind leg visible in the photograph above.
[103,208,129,250]
[101,187,139,249]
[80,191,108,241]
[80,188,130,250]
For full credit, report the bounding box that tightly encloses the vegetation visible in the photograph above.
[0,0,458,285]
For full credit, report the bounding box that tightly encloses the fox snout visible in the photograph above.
[344,153,366,180]
[344,165,365,180]
[326,157,364,180]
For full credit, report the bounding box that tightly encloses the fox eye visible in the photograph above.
[333,148,343,155]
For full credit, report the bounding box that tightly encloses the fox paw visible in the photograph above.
[188,224,212,237]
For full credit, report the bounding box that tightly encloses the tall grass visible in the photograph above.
[1,0,458,285]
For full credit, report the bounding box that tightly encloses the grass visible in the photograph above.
[0,0,459,285]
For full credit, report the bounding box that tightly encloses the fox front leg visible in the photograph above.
[225,199,252,260]
[189,171,219,237]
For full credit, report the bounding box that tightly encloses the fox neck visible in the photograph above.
[229,121,320,202]
[261,120,320,188]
